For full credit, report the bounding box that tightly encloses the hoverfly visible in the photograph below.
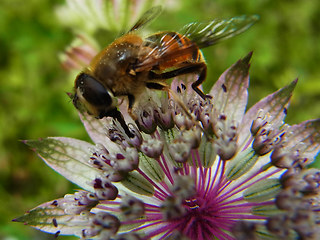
[73,6,258,137]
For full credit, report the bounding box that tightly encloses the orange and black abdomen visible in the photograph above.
[144,31,202,71]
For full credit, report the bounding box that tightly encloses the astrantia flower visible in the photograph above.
[57,0,180,72]
[14,53,320,239]
[55,0,177,34]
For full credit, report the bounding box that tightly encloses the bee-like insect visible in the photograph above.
[73,6,258,137]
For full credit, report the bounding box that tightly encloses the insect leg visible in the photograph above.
[107,108,134,138]
[145,80,195,121]
[145,78,211,140]
[145,82,168,90]
[127,94,138,121]
[148,62,210,99]
[128,94,135,110]
[191,64,212,99]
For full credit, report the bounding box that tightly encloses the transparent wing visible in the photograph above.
[128,6,162,32]
[135,31,195,71]
[135,15,259,72]
[180,15,259,49]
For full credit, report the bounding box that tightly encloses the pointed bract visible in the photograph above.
[237,79,297,149]
[287,119,320,159]
[209,52,251,128]
[25,137,98,192]
[14,197,93,237]
[79,112,115,148]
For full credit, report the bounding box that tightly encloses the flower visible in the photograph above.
[14,52,320,239]
[55,0,176,35]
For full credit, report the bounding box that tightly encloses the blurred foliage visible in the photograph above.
[1,0,319,239]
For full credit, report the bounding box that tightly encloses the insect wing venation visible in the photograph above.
[128,6,162,32]
[180,15,259,49]
[134,15,259,72]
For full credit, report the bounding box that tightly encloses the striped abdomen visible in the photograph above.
[140,31,203,71]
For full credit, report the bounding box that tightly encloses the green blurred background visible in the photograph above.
[1,0,319,239]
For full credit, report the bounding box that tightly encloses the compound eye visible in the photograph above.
[75,73,112,107]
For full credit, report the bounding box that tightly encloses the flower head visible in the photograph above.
[14,53,320,239]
